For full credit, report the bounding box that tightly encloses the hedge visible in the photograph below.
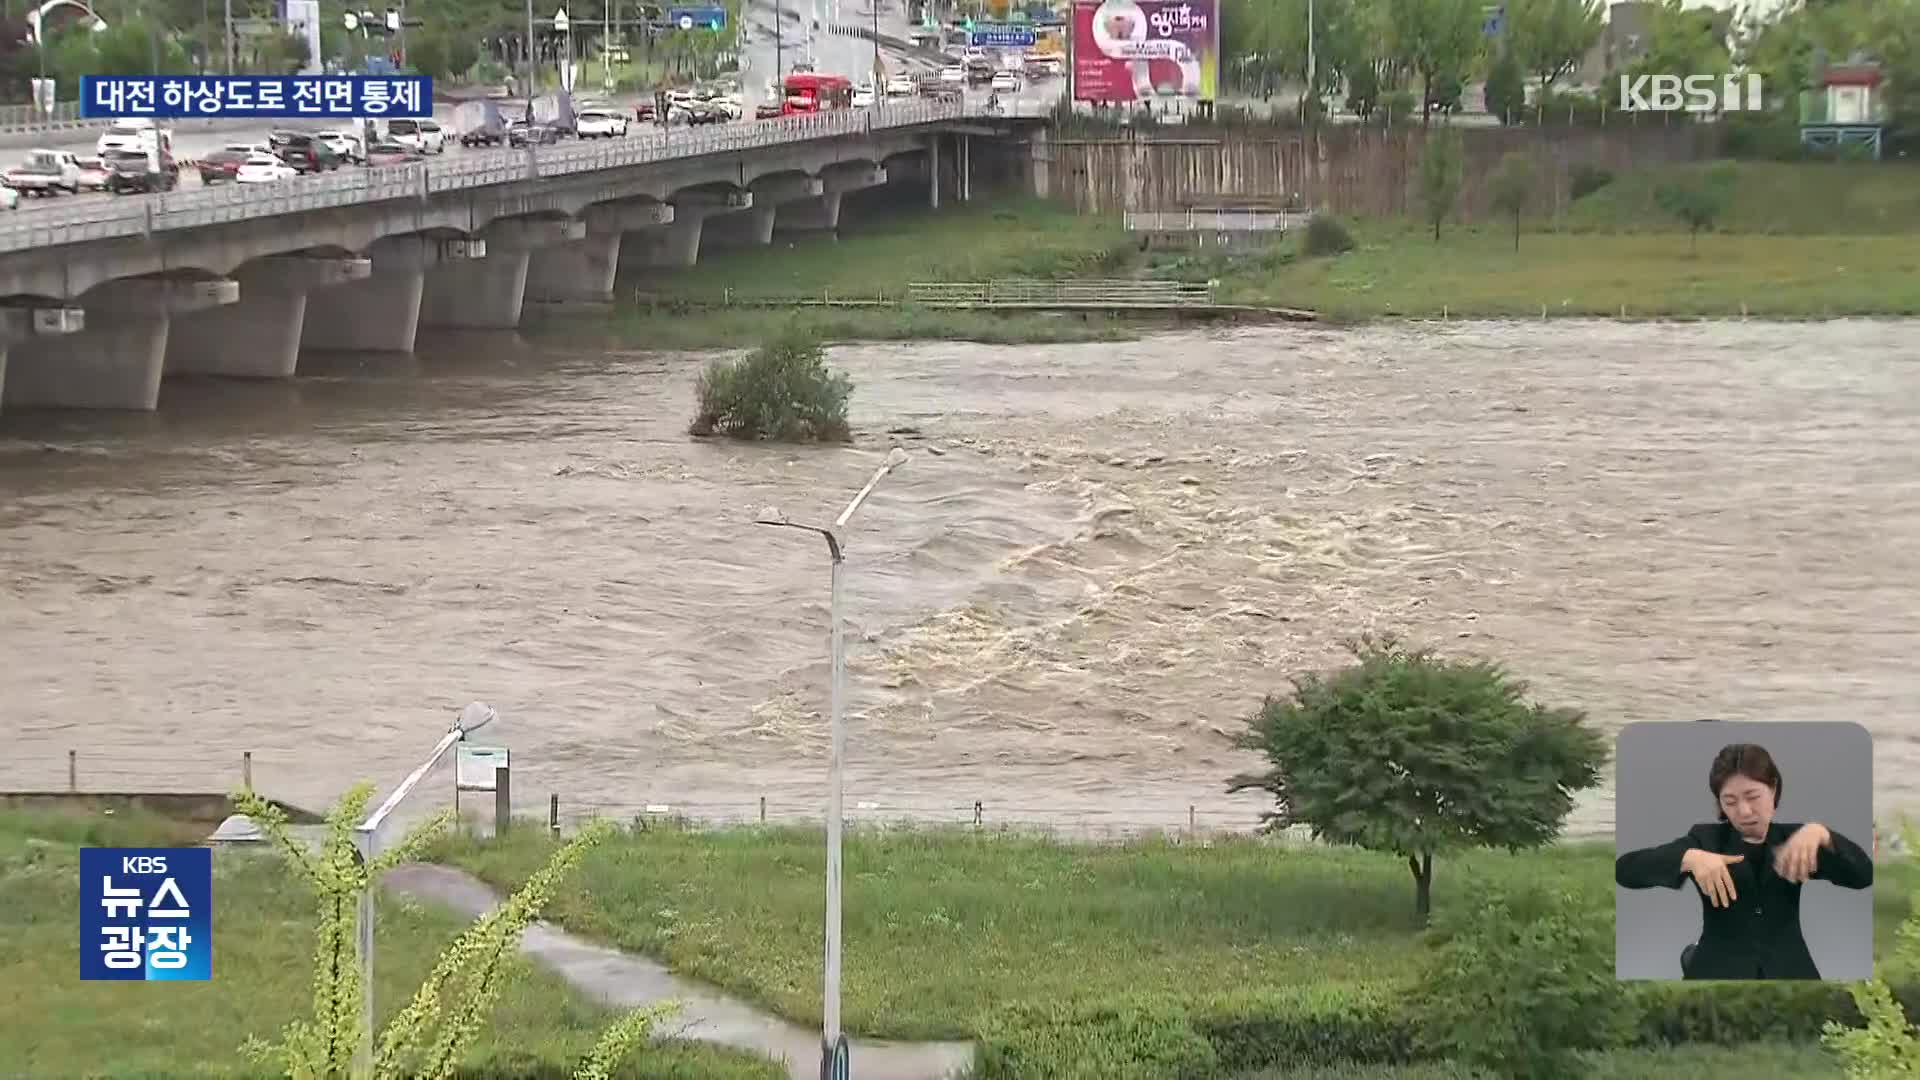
[977,977,1920,1078]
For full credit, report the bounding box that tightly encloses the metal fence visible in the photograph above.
[0,100,973,255]
[1124,209,1313,233]
[905,278,1217,308]
[0,101,89,133]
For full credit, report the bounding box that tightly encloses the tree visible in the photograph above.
[1484,49,1526,123]
[445,36,480,79]
[1505,0,1603,97]
[1824,819,1920,1076]
[1387,0,1486,126]
[1228,637,1609,919]
[1417,126,1465,241]
[408,34,453,80]
[1626,0,1732,90]
[1654,162,1737,255]
[1487,151,1534,251]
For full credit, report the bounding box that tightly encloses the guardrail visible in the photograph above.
[0,100,972,255]
[1124,210,1312,233]
[905,278,1216,308]
[0,101,90,134]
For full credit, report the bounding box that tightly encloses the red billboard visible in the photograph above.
[1071,0,1221,106]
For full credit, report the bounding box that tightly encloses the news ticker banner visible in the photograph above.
[80,76,433,119]
[79,847,212,981]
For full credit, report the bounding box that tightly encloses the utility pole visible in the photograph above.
[224,0,233,72]
[1306,0,1314,119]
[399,0,408,66]
[526,0,537,113]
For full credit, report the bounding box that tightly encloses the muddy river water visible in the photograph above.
[2,319,1917,838]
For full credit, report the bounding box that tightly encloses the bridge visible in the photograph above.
[0,100,1021,413]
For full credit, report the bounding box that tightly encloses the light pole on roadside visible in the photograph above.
[754,447,910,1080]
[351,702,498,1076]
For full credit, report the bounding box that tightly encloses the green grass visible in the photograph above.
[641,198,1136,301]
[1562,161,1920,235]
[0,807,780,1079]
[1217,220,1920,321]
[1234,1042,1844,1078]
[435,824,1920,1043]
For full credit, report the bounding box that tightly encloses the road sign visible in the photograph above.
[553,6,570,31]
[969,25,1035,47]
[455,745,510,791]
[668,5,726,30]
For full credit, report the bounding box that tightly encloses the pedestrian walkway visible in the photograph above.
[384,864,977,1080]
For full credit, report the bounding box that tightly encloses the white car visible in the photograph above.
[314,129,365,163]
[95,119,156,157]
[576,110,630,137]
[991,70,1020,93]
[939,65,966,85]
[852,87,875,108]
[885,75,916,97]
[235,153,297,183]
[386,118,446,154]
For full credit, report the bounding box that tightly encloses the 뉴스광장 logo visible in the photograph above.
[1619,73,1764,112]
[79,847,212,981]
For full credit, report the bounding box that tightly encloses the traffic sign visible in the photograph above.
[668,5,726,30]
[969,25,1035,47]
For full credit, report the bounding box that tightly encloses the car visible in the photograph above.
[939,65,965,85]
[268,130,340,173]
[385,118,447,154]
[235,152,297,183]
[197,143,264,184]
[885,75,916,97]
[314,129,366,164]
[575,109,629,137]
[4,149,82,196]
[364,140,426,167]
[73,156,111,191]
[100,148,180,193]
[852,87,875,108]
[507,121,564,147]
[755,101,784,119]
[992,70,1020,93]
[967,61,996,85]
[95,118,157,157]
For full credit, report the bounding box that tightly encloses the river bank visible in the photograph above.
[577,162,1919,349]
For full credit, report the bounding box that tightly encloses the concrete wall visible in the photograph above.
[1046,125,1721,220]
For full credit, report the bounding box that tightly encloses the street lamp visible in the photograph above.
[351,701,498,1075]
[753,447,910,1080]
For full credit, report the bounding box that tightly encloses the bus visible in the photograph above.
[782,72,854,113]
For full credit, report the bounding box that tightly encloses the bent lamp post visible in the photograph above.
[352,700,497,1075]
[754,446,909,1080]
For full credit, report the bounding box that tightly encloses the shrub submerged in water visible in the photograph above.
[689,330,853,442]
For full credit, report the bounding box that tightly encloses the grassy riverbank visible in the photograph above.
[0,808,778,1079]
[437,823,1918,1077]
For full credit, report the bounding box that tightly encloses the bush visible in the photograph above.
[1569,164,1615,201]
[689,329,852,442]
[1635,979,1920,1046]
[1412,887,1638,1078]
[1302,213,1355,256]
[977,1000,1219,1080]
[1195,986,1417,1070]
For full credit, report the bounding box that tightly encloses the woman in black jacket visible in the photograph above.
[1615,742,1873,979]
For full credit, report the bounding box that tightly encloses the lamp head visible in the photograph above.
[455,701,496,736]
[883,447,909,472]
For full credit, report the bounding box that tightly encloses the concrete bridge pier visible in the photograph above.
[777,166,887,237]
[421,218,584,330]
[706,177,824,249]
[2,279,237,411]
[167,256,372,378]
[301,237,480,354]
[623,191,751,269]
[524,202,674,304]
[0,304,84,413]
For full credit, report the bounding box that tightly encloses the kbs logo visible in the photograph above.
[1618,73,1764,112]
[80,846,212,981]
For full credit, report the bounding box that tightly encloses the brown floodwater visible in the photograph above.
[2,319,1917,839]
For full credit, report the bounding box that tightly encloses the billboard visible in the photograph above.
[1071,0,1219,105]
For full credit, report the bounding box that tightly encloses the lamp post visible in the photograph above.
[351,702,498,1076]
[754,447,910,1080]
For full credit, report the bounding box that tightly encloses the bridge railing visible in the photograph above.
[0,100,970,255]
[1124,210,1313,233]
[906,278,1215,307]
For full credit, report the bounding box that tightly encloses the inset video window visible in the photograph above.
[1614,721,1873,980]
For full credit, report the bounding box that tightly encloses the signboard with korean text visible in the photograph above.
[80,848,212,981]
[1070,0,1220,105]
[971,24,1037,47]
[80,76,432,119]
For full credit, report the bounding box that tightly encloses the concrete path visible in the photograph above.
[384,863,977,1080]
